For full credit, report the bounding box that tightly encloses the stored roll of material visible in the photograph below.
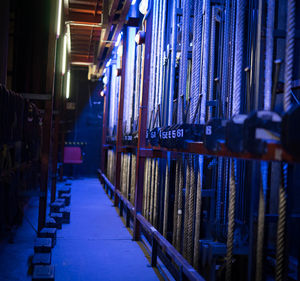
[183,156,191,259]
[130,154,136,205]
[226,160,236,281]
[256,162,268,281]
[190,0,203,120]
[264,0,275,111]
[276,1,295,279]
[193,155,203,270]
[120,153,124,194]
[149,159,156,224]
[172,159,180,246]
[146,158,152,221]
[176,156,184,253]
[187,155,196,264]
[153,159,160,228]
[177,0,191,124]
[126,154,131,200]
[163,158,170,238]
[199,0,211,124]
[275,164,288,281]
[232,0,246,116]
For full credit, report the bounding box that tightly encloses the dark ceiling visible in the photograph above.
[64,0,131,75]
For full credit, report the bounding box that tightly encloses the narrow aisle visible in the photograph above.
[52,178,159,281]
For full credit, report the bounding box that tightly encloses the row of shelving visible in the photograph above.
[99,0,300,280]
[0,84,42,234]
[104,141,297,163]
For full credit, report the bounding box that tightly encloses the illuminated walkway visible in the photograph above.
[52,178,160,281]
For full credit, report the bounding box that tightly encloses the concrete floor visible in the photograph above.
[52,178,159,281]
[0,197,38,281]
[0,178,160,281]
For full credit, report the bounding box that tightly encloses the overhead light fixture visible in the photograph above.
[135,31,146,45]
[117,45,123,56]
[67,24,71,53]
[100,90,105,97]
[105,59,112,68]
[62,34,67,75]
[139,0,149,15]
[71,62,93,66]
[115,32,122,47]
[56,0,63,38]
[66,22,102,28]
[131,0,137,5]
[66,70,70,99]
[103,75,108,85]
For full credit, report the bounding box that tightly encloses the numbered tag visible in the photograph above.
[177,128,184,138]
[206,126,212,135]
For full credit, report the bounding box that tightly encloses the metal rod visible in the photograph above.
[271,59,282,110]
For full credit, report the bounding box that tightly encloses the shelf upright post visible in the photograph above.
[100,73,110,173]
[133,10,153,241]
[114,28,128,206]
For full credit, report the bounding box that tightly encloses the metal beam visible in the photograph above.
[133,10,153,241]
[67,12,101,24]
[100,76,110,171]
[71,54,94,63]
[69,7,102,15]
[114,27,128,207]
[96,0,131,72]
[70,0,98,6]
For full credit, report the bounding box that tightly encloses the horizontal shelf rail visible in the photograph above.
[102,140,298,163]
[98,169,204,281]
[97,169,205,281]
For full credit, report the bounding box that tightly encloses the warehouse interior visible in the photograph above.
[0,0,300,280]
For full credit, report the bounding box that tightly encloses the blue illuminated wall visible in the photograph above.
[64,68,104,177]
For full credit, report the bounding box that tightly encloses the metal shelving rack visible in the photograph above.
[99,1,300,281]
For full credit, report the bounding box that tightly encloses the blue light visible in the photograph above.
[115,32,123,47]
[106,59,112,68]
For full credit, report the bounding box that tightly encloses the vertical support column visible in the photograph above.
[59,99,66,181]
[50,107,60,203]
[101,85,109,172]
[38,0,58,232]
[51,37,64,201]
[114,28,128,206]
[133,12,153,241]
[0,0,10,85]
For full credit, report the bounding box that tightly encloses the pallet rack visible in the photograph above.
[99,1,300,281]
